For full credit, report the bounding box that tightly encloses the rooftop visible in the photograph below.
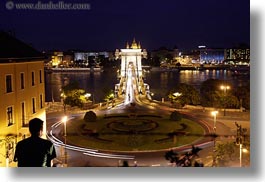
[0,31,45,63]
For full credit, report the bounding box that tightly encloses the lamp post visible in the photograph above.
[211,111,218,132]
[62,116,68,167]
[211,111,218,166]
[240,147,248,167]
[220,85,230,116]
[60,92,66,114]
[235,122,248,167]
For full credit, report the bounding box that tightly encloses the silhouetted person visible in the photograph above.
[14,118,56,167]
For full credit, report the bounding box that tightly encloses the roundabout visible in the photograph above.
[53,112,209,152]
[46,60,215,166]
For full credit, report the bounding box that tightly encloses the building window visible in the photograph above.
[31,71,35,86]
[39,70,42,83]
[40,94,43,109]
[21,102,26,127]
[20,73,25,89]
[7,106,14,126]
[32,98,36,114]
[6,75,12,93]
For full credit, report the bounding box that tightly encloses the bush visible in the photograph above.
[84,111,97,122]
[170,111,182,121]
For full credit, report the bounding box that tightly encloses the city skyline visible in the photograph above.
[1,0,250,51]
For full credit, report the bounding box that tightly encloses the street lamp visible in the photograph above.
[84,93,91,99]
[211,111,218,132]
[85,93,95,104]
[240,146,248,167]
[60,92,66,114]
[211,110,218,167]
[220,85,230,116]
[172,92,182,108]
[173,92,182,97]
[62,116,68,167]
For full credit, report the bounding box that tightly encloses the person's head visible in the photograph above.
[29,118,44,137]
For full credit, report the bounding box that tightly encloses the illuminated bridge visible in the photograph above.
[114,39,151,104]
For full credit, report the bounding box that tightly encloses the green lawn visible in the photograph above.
[66,114,205,151]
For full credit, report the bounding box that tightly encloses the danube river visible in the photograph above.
[45,68,249,102]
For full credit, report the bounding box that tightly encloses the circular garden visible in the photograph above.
[65,113,206,151]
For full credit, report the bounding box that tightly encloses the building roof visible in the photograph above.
[0,31,45,63]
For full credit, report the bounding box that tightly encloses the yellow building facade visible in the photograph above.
[0,32,46,167]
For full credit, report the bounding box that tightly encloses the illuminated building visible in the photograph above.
[198,46,225,64]
[225,45,250,64]
[51,51,63,67]
[74,51,110,67]
[0,32,46,167]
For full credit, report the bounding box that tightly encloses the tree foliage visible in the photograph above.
[200,79,223,107]
[164,146,203,167]
[170,110,182,121]
[62,81,87,108]
[215,142,236,167]
[168,83,200,106]
[84,111,97,122]
[234,84,250,109]
[103,89,115,101]
[200,79,240,108]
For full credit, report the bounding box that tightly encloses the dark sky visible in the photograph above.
[0,0,250,51]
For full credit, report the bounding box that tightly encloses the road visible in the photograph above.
[46,66,250,167]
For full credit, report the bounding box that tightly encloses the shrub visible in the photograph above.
[84,111,97,122]
[170,110,182,121]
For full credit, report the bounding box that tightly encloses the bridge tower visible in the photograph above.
[115,39,148,97]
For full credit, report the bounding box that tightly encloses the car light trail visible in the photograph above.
[47,117,135,160]
[83,152,134,160]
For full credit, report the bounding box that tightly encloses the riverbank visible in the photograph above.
[150,65,244,72]
[45,67,103,72]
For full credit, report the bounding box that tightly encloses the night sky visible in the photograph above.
[0,0,250,51]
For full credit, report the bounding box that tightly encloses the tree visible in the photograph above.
[191,145,202,157]
[62,81,87,108]
[200,79,223,107]
[104,89,115,102]
[165,149,179,163]
[164,146,204,167]
[200,79,240,108]
[215,142,236,167]
[169,83,200,106]
[213,90,240,109]
[84,111,97,122]
[234,84,250,110]
[170,110,182,121]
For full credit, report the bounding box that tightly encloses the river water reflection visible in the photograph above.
[45,68,249,102]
